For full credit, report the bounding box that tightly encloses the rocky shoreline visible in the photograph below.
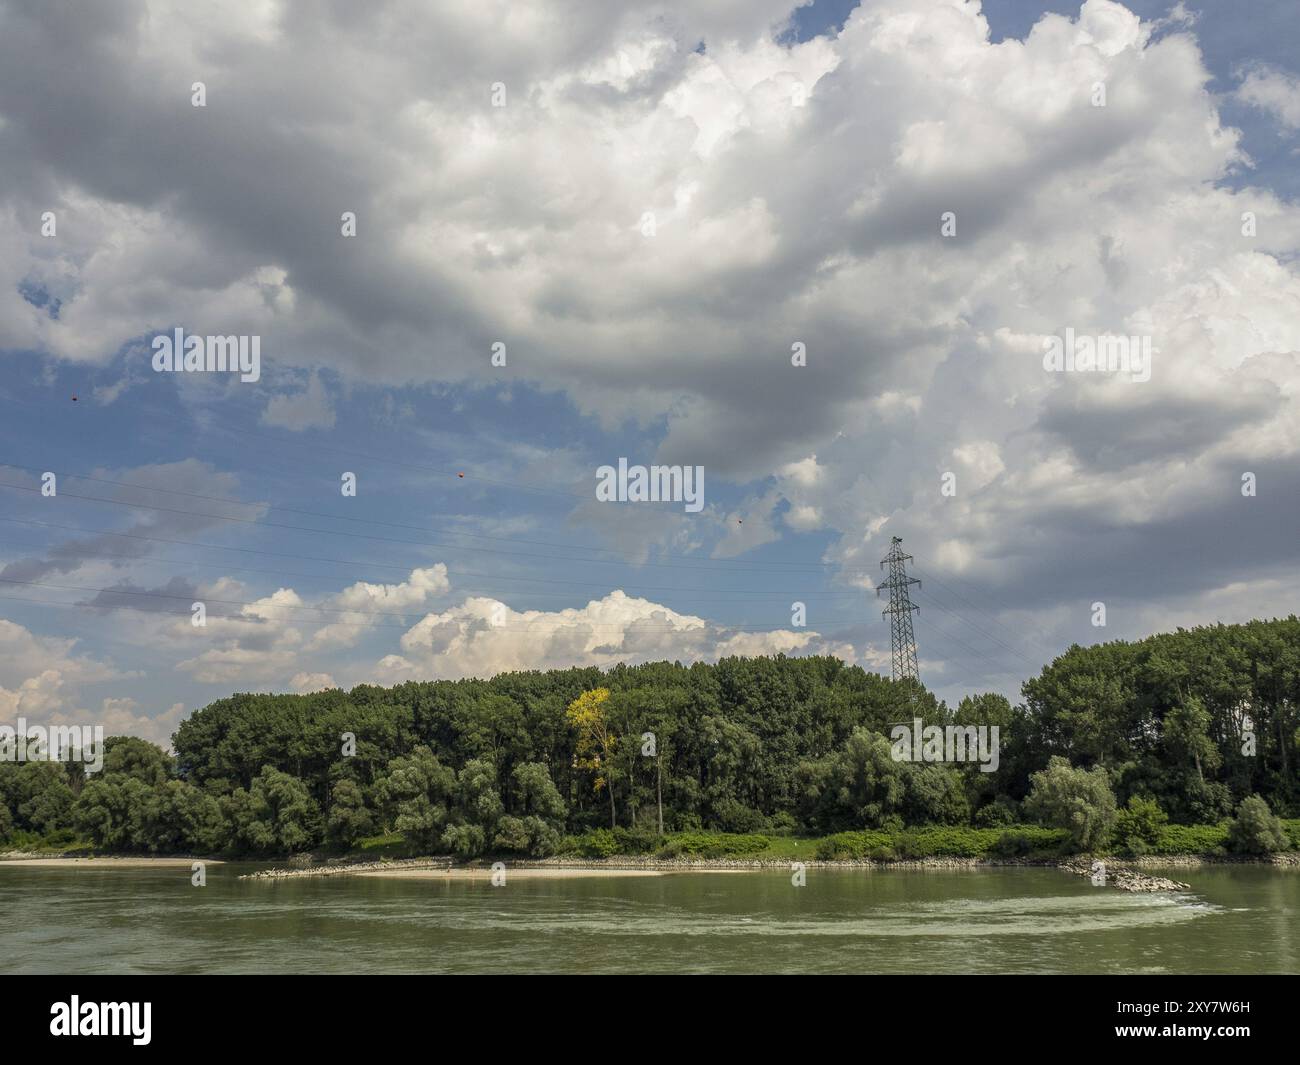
[1057,859,1190,892]
[12,848,1295,887]
[1123,852,1300,868]
[233,851,1285,886]
[239,857,455,880]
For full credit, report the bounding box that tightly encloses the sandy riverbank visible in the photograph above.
[239,858,757,881]
[0,856,222,868]
[355,866,751,880]
[238,851,1299,885]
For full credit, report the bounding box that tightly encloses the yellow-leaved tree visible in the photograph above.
[567,687,618,829]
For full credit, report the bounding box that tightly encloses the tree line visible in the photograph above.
[1,617,1296,857]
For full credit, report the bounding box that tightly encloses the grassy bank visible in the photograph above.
[554,818,1300,862]
[0,828,91,856]
[8,820,1299,864]
[351,818,1300,863]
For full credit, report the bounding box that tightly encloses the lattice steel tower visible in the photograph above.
[878,536,921,683]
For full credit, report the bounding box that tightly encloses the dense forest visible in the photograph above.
[1,617,1297,858]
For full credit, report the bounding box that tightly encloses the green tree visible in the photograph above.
[1162,697,1219,786]
[150,618,1300,846]
[1225,795,1289,855]
[457,757,504,828]
[101,736,172,785]
[511,761,565,820]
[146,779,225,853]
[1024,756,1117,851]
[14,762,76,835]
[224,767,322,855]
[72,776,151,850]
[326,778,375,848]
[378,746,457,851]
[492,762,566,856]
[1022,643,1139,768]
[904,763,971,825]
[441,822,486,859]
[1114,796,1168,854]
[798,728,907,832]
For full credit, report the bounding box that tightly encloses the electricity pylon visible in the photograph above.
[878,536,921,684]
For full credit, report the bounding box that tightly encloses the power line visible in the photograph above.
[0,516,866,600]
[0,402,937,577]
[0,530,1039,679]
[0,393,590,503]
[0,573,865,634]
[912,584,1039,669]
[912,610,1028,683]
[0,490,1055,679]
[0,459,694,564]
[0,478,867,578]
[1,392,1085,636]
[0,514,1050,676]
[1,397,873,573]
[0,530,867,604]
[913,566,1061,663]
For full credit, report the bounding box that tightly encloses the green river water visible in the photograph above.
[2,864,1296,974]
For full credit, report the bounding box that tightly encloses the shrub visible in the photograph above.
[576,829,620,859]
[711,798,767,834]
[814,825,1066,861]
[815,835,850,860]
[40,826,79,848]
[493,815,561,857]
[893,829,924,859]
[440,822,486,859]
[668,831,769,858]
[1225,795,1290,855]
[1150,823,1228,854]
[908,826,993,856]
[814,831,891,860]
[974,797,1018,828]
[767,811,798,836]
[988,827,1072,858]
[1114,796,1168,855]
[611,826,659,855]
[989,830,1033,858]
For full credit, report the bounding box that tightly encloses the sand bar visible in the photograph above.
[0,857,221,868]
[355,866,751,880]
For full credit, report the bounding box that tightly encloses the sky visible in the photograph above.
[1,0,1298,747]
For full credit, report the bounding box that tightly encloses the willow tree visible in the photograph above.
[567,687,618,828]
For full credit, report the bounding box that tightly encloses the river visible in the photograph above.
[2,864,1296,974]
